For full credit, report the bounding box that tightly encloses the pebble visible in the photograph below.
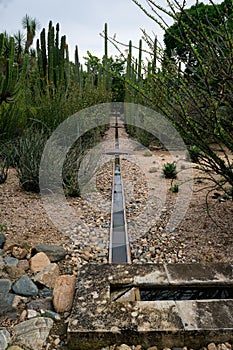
[32,244,67,262]
[12,275,38,297]
[0,328,11,350]
[0,233,6,249]
[33,263,60,289]
[5,257,19,266]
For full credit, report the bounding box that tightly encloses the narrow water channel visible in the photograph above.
[109,114,131,264]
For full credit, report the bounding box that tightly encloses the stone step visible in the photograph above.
[67,263,233,350]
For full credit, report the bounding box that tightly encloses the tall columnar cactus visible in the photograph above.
[36,21,68,95]
[0,34,28,105]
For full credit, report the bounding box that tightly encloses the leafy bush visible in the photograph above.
[162,162,177,179]
[188,145,201,163]
[169,184,179,193]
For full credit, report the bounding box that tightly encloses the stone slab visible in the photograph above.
[67,263,233,350]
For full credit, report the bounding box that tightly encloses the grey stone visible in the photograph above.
[4,265,25,280]
[13,317,53,350]
[0,256,4,267]
[27,298,53,312]
[5,257,19,267]
[32,244,66,262]
[12,275,38,297]
[0,294,17,318]
[0,233,6,249]
[0,327,11,350]
[0,278,12,293]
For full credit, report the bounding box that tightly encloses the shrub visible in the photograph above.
[169,184,179,193]
[162,162,177,179]
[188,145,201,163]
[14,129,48,192]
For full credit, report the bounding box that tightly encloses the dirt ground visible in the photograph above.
[0,140,232,264]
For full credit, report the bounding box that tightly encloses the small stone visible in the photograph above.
[17,259,30,271]
[0,233,6,249]
[30,252,51,273]
[116,345,132,350]
[33,263,59,289]
[7,346,24,350]
[5,257,19,266]
[19,309,27,322]
[208,344,217,350]
[53,275,76,313]
[0,328,11,350]
[12,246,27,260]
[41,309,61,321]
[54,337,61,345]
[12,295,27,308]
[225,343,232,350]
[147,347,158,350]
[218,345,229,350]
[27,309,39,319]
[4,265,25,280]
[0,279,12,293]
[13,317,53,350]
[32,244,66,262]
[12,275,38,297]
[27,298,53,312]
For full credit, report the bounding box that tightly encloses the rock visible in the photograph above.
[30,252,50,273]
[12,246,27,260]
[13,317,53,350]
[41,309,61,321]
[33,263,59,289]
[27,298,53,312]
[0,278,12,293]
[147,347,158,350]
[12,275,38,297]
[32,244,66,262]
[12,295,27,308]
[208,344,217,350]
[0,328,11,350]
[27,309,39,319]
[0,233,6,249]
[116,345,132,350]
[0,292,19,319]
[0,256,4,267]
[218,345,229,350]
[17,259,29,271]
[5,257,19,266]
[7,346,24,350]
[4,265,25,280]
[53,274,76,313]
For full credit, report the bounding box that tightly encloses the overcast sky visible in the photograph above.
[0,0,215,63]
[0,0,171,63]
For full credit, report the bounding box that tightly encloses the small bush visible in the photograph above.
[0,143,10,184]
[162,162,177,179]
[170,184,179,193]
[187,145,201,163]
[14,129,48,192]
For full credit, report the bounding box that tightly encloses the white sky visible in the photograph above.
[0,0,218,64]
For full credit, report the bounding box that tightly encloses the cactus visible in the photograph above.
[0,33,28,105]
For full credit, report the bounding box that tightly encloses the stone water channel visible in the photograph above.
[67,113,233,349]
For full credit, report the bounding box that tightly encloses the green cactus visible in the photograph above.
[0,33,28,105]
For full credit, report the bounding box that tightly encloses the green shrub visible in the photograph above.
[169,184,179,193]
[0,143,10,184]
[162,162,177,179]
[14,129,48,192]
[188,145,201,163]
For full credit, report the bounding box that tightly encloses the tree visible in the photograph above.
[22,14,39,53]
[131,0,233,196]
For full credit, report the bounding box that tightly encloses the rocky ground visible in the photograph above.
[0,124,232,349]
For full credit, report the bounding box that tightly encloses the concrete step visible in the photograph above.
[67,263,233,350]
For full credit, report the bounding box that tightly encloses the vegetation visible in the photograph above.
[1,0,233,201]
[127,0,233,197]
[162,162,177,179]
